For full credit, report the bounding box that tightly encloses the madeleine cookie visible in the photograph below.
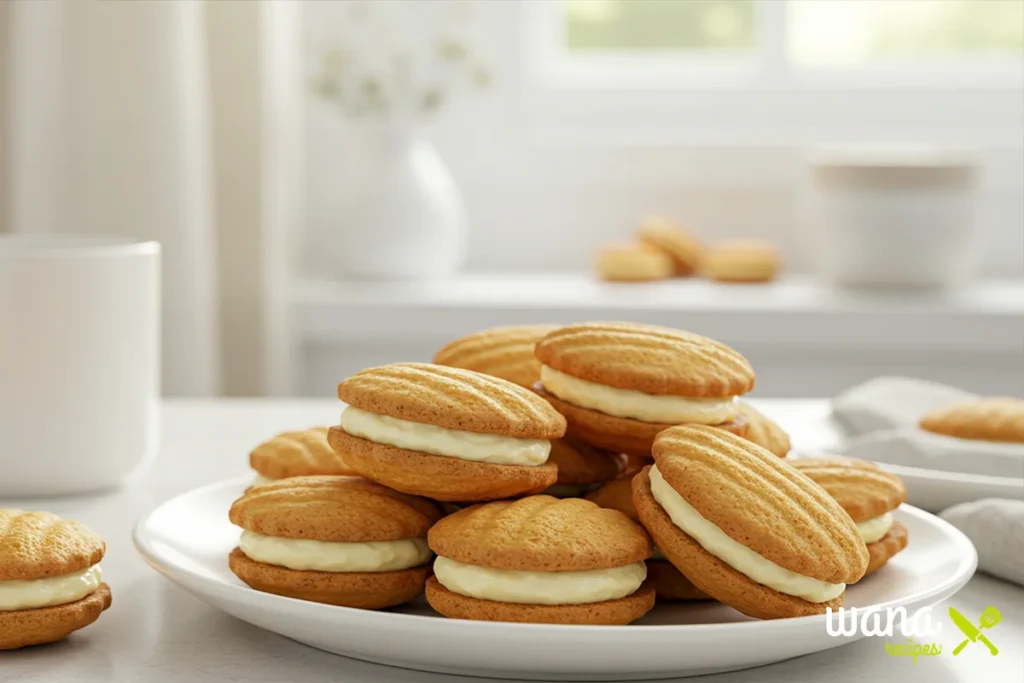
[543,439,626,498]
[636,216,703,276]
[0,510,112,649]
[433,324,559,388]
[329,363,565,501]
[791,458,908,576]
[737,402,791,457]
[703,239,781,283]
[595,243,673,282]
[425,496,655,624]
[229,476,441,608]
[633,426,868,620]
[250,426,356,487]
[585,478,708,600]
[534,322,754,456]
[919,397,1024,444]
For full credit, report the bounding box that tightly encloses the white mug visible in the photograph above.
[0,234,160,496]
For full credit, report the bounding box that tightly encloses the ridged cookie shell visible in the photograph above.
[339,362,566,439]
[425,577,655,625]
[535,322,755,397]
[652,426,868,584]
[0,583,112,650]
[228,475,441,542]
[0,509,105,581]
[428,495,652,572]
[433,324,559,388]
[790,457,906,521]
[737,402,791,457]
[229,548,427,609]
[585,477,639,521]
[250,426,356,479]
[919,397,1024,443]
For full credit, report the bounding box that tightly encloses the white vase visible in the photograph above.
[341,127,467,279]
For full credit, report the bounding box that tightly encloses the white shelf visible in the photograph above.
[291,274,1024,353]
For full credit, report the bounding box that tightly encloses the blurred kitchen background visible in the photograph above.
[1,0,1021,399]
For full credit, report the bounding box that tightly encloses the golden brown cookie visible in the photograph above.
[339,363,566,439]
[0,584,112,650]
[585,477,709,600]
[433,324,559,388]
[594,243,673,282]
[790,457,908,578]
[703,239,781,283]
[636,216,704,276]
[426,496,654,624]
[919,397,1024,443]
[737,402,791,457]
[250,427,355,482]
[536,384,749,457]
[633,426,868,620]
[328,430,558,502]
[228,476,440,609]
[543,438,625,497]
[865,521,908,576]
[334,363,566,501]
[0,509,110,649]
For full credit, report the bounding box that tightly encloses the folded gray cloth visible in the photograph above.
[941,498,1024,587]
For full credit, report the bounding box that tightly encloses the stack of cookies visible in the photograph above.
[227,320,907,625]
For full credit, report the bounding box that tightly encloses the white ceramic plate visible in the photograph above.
[134,477,977,681]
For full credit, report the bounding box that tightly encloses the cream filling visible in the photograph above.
[0,565,103,611]
[340,407,550,466]
[433,555,646,605]
[540,366,738,424]
[649,466,845,603]
[857,513,893,544]
[239,530,431,572]
[251,473,278,487]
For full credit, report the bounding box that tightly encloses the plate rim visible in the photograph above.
[133,475,979,637]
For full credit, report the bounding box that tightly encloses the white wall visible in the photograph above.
[301,0,1024,279]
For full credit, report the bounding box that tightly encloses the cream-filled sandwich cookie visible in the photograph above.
[534,322,754,457]
[433,324,559,388]
[791,457,908,577]
[250,426,356,487]
[329,363,565,501]
[586,478,709,600]
[919,397,1024,444]
[0,509,112,649]
[228,476,441,608]
[633,426,868,619]
[425,496,655,624]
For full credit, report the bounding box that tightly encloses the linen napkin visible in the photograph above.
[941,498,1024,587]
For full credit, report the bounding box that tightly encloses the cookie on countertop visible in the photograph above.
[703,239,781,283]
[737,402,791,458]
[433,324,559,388]
[919,397,1024,444]
[534,322,754,457]
[633,426,868,619]
[585,478,708,600]
[636,216,704,276]
[425,496,655,624]
[250,426,356,487]
[594,243,673,282]
[228,476,441,609]
[329,363,565,501]
[790,457,908,577]
[0,509,112,649]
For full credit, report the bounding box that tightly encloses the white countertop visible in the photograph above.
[3,399,1023,683]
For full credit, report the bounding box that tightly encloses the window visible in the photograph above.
[536,0,1024,86]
